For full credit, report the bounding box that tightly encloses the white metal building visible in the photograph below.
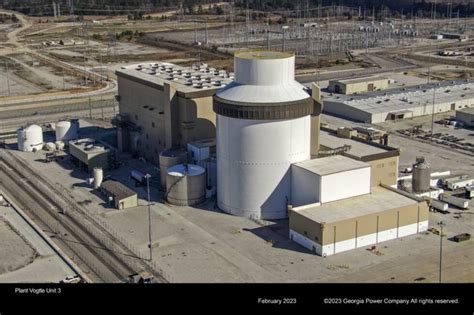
[323,80,474,123]
[291,155,371,207]
[213,51,317,220]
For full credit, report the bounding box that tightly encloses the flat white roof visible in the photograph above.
[294,186,418,223]
[319,130,387,158]
[325,80,474,115]
[293,155,369,176]
[116,62,234,94]
[332,76,388,85]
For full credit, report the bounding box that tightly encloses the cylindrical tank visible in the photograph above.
[55,120,79,142]
[55,141,65,151]
[166,164,206,206]
[412,162,431,193]
[159,149,187,189]
[93,167,103,189]
[17,124,43,152]
[213,51,312,220]
[44,142,56,151]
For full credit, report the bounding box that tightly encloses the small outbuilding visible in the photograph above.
[328,76,389,95]
[101,180,138,210]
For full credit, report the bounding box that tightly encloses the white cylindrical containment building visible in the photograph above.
[213,51,313,220]
[166,164,206,206]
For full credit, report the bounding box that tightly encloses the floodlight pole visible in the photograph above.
[145,174,152,261]
[437,221,446,283]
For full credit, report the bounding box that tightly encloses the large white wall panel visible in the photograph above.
[217,115,310,219]
[320,167,371,203]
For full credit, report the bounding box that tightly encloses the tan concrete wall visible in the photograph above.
[116,195,138,209]
[367,156,398,186]
[345,79,389,95]
[178,96,216,147]
[288,210,323,244]
[118,76,216,165]
[289,200,429,246]
[320,202,428,246]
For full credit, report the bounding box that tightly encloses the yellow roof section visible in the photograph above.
[234,50,294,60]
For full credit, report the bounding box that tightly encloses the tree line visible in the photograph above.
[0,0,473,17]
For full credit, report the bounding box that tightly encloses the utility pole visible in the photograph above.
[282,25,289,52]
[266,28,270,50]
[194,20,197,44]
[5,60,11,96]
[437,221,446,283]
[145,174,153,261]
[205,18,208,46]
[88,95,92,119]
[431,85,436,138]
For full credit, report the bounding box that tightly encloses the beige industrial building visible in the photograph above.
[101,180,138,210]
[319,128,400,187]
[69,138,115,172]
[324,80,474,123]
[115,62,234,164]
[289,186,429,256]
[456,107,474,127]
[328,76,389,95]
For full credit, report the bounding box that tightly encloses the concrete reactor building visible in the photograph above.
[213,51,322,220]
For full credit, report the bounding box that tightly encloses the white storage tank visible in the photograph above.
[213,51,313,220]
[166,164,206,206]
[93,167,103,189]
[55,119,79,142]
[159,149,187,189]
[17,124,43,152]
[55,141,65,151]
[44,142,56,151]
